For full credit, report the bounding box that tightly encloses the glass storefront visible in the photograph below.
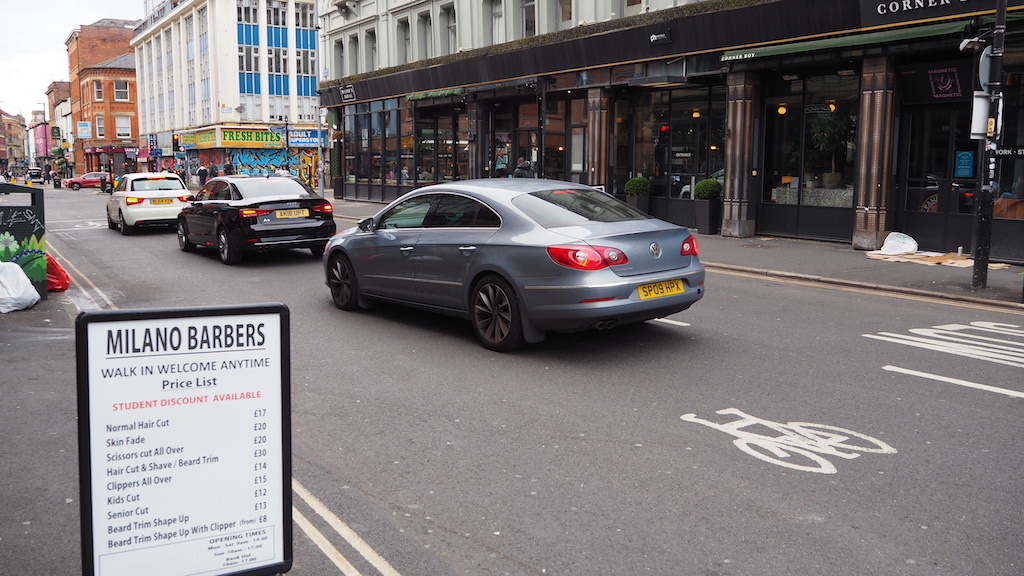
[763,74,859,209]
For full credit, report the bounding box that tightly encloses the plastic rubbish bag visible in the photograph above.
[870,232,918,256]
[46,254,71,292]
[0,262,41,313]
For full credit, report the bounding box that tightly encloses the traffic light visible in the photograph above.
[172,134,181,151]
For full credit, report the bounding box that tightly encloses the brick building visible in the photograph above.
[65,18,140,177]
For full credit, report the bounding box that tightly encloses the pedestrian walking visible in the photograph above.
[512,157,534,178]
[197,165,209,186]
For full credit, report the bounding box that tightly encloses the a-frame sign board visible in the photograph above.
[76,304,292,576]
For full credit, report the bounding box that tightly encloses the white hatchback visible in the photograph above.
[106,172,190,235]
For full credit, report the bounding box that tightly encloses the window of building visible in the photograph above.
[442,5,457,55]
[94,81,103,101]
[366,30,377,72]
[95,115,104,138]
[295,2,314,28]
[559,0,572,22]
[418,13,432,59]
[114,81,130,101]
[521,0,536,38]
[398,18,410,64]
[237,0,258,25]
[115,116,131,139]
[267,0,286,26]
[491,0,505,45]
[763,74,859,207]
[269,47,288,74]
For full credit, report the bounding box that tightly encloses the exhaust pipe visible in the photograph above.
[593,320,617,330]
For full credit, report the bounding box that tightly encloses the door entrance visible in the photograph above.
[898,107,977,253]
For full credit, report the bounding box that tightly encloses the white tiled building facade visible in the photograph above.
[132,0,324,181]
[321,0,691,77]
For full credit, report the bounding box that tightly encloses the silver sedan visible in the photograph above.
[323,179,705,351]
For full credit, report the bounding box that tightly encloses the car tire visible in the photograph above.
[217,226,240,265]
[107,210,117,230]
[310,244,325,258]
[177,220,196,252]
[70,183,81,190]
[328,254,360,310]
[118,211,134,235]
[470,275,525,352]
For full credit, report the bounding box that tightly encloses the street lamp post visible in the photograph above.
[971,0,1006,290]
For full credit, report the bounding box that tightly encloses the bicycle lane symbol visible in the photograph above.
[681,408,897,474]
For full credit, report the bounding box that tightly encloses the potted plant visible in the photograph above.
[693,178,723,235]
[624,176,650,211]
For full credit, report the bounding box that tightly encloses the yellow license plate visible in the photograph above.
[637,279,685,300]
[275,208,309,218]
[150,198,173,205]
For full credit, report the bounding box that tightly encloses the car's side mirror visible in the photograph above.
[357,217,374,232]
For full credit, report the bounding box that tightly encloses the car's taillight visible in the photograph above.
[311,202,333,215]
[681,236,699,257]
[240,208,273,218]
[177,195,191,202]
[125,197,144,205]
[547,245,628,270]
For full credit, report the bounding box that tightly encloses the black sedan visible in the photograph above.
[177,175,336,264]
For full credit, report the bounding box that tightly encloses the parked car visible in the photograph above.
[177,175,336,264]
[322,179,705,351]
[27,167,44,185]
[105,172,190,235]
[65,171,112,190]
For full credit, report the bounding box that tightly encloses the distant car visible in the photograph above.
[105,172,190,235]
[679,169,724,198]
[65,171,112,190]
[27,167,44,185]
[177,175,336,265]
[323,179,705,351]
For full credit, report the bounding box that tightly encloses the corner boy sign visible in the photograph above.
[76,304,292,576]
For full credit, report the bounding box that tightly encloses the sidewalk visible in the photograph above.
[325,196,1024,309]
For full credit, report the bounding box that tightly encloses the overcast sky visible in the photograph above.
[0,0,145,121]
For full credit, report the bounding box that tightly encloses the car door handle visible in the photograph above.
[458,246,478,252]
[400,246,415,253]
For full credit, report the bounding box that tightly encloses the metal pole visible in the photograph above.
[314,0,325,197]
[972,0,1006,289]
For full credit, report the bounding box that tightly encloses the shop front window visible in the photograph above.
[634,92,671,196]
[764,74,859,208]
[995,71,1024,220]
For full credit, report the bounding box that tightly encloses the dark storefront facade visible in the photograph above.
[320,0,1024,262]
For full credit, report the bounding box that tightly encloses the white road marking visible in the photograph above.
[882,365,1024,399]
[293,478,403,576]
[47,244,117,310]
[863,322,1024,368]
[654,318,690,327]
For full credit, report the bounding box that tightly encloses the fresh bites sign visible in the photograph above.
[861,0,1024,27]
[222,128,284,149]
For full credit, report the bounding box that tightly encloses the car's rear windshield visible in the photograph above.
[238,177,315,198]
[131,177,185,191]
[511,188,648,227]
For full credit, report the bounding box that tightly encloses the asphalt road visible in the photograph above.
[2,187,1022,575]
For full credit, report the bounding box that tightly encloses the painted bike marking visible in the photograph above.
[681,408,896,474]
